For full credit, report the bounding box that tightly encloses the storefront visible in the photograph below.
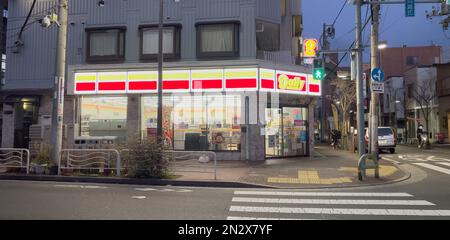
[68,63,321,160]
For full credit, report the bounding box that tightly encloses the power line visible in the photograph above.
[320,0,349,47]
[327,10,372,77]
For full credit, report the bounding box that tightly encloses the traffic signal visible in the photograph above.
[313,58,325,80]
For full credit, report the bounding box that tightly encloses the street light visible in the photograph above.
[377,41,388,50]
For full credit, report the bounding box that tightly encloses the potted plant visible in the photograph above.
[33,145,51,175]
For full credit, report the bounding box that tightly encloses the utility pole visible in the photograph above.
[369,1,380,161]
[50,0,68,174]
[355,0,365,157]
[157,0,164,144]
[320,24,330,143]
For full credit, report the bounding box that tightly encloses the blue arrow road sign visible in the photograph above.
[371,68,385,82]
[405,0,415,17]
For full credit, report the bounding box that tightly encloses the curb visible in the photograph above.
[0,174,273,189]
[0,164,410,190]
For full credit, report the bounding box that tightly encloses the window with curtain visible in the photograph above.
[140,25,181,60]
[197,22,239,58]
[86,28,126,62]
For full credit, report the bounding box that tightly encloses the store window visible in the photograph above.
[196,22,240,58]
[86,27,126,63]
[80,96,128,143]
[139,24,181,61]
[141,94,241,151]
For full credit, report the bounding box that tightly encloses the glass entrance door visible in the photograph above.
[265,107,308,158]
[265,108,283,157]
[282,107,308,157]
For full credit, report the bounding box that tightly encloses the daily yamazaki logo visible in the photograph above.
[303,39,318,58]
[277,74,306,91]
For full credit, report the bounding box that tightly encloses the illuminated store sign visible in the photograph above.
[128,71,157,93]
[303,38,318,58]
[224,68,258,91]
[276,71,307,94]
[73,67,321,96]
[191,69,223,91]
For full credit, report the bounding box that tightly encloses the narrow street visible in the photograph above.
[1,145,449,220]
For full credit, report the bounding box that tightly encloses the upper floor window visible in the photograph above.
[406,56,419,65]
[196,21,240,58]
[256,20,280,52]
[86,27,126,63]
[139,24,181,61]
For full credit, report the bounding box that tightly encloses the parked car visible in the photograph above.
[364,127,397,154]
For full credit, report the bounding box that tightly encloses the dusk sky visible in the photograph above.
[302,0,450,65]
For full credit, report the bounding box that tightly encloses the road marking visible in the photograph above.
[54,185,108,189]
[436,162,450,167]
[227,216,316,220]
[132,196,146,199]
[160,189,175,192]
[54,185,80,188]
[234,191,413,197]
[83,186,108,189]
[135,188,157,192]
[229,206,450,216]
[413,163,450,175]
[231,197,434,206]
[176,189,193,193]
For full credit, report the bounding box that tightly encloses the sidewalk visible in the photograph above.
[171,144,408,188]
[0,144,409,189]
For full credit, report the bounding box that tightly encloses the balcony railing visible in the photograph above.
[257,50,297,65]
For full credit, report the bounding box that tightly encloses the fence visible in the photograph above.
[0,148,30,174]
[59,149,121,176]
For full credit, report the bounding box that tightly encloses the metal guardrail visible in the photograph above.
[0,148,30,174]
[59,149,121,177]
[120,149,217,180]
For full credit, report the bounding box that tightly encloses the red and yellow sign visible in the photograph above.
[308,74,321,96]
[97,72,126,93]
[74,72,96,94]
[276,71,307,94]
[191,69,223,91]
[303,38,318,58]
[72,67,321,97]
[224,68,258,90]
[127,71,158,93]
[259,68,276,91]
[163,70,190,91]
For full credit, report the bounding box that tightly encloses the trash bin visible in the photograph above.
[436,133,444,144]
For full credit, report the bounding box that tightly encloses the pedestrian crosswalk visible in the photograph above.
[383,154,450,176]
[227,191,450,220]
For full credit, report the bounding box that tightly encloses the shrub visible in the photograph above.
[34,144,51,166]
[126,139,170,178]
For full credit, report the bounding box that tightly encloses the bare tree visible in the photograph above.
[412,75,436,148]
[327,79,356,149]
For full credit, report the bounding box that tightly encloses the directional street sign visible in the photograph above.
[405,0,415,17]
[371,68,385,82]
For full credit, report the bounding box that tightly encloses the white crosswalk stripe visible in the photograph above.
[436,162,450,167]
[227,191,450,220]
[413,163,450,175]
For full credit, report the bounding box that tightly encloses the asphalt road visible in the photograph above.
[0,145,449,220]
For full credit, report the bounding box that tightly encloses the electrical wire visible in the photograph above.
[319,0,349,47]
[326,10,372,77]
